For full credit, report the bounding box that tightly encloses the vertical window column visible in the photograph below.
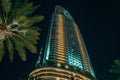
[74,23,90,72]
[56,14,66,63]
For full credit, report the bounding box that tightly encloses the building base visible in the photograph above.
[28,67,93,80]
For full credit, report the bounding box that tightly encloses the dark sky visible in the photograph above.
[0,0,120,80]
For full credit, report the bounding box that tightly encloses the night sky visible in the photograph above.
[0,0,120,80]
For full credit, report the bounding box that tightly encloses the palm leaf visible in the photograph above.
[23,30,39,44]
[17,15,44,27]
[114,59,120,66]
[14,34,37,54]
[13,16,27,24]
[25,41,37,53]
[0,40,5,62]
[109,59,120,74]
[5,37,14,62]
[109,68,120,74]
[9,0,22,19]
[12,36,26,61]
[29,15,44,24]
[9,0,40,22]
[29,26,41,31]
[14,2,40,16]
[1,0,11,15]
[12,15,44,28]
[15,2,33,16]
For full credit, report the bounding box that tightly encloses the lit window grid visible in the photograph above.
[64,19,85,70]
[56,14,66,63]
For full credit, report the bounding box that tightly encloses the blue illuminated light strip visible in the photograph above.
[46,42,50,60]
[45,14,55,60]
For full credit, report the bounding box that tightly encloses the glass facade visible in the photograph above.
[29,5,96,80]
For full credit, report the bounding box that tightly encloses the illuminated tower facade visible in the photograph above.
[29,6,96,80]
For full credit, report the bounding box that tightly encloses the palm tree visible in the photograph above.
[0,0,44,62]
[109,59,120,80]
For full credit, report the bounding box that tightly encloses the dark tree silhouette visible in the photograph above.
[109,59,120,80]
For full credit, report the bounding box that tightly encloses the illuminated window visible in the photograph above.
[65,65,69,69]
[57,63,61,67]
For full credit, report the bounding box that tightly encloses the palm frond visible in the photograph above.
[29,29,40,36]
[9,0,22,19]
[23,30,40,44]
[109,68,120,74]
[1,0,11,15]
[29,26,41,31]
[29,15,44,25]
[13,16,27,24]
[24,41,37,53]
[9,0,40,21]
[12,15,44,29]
[109,59,120,74]
[17,15,44,27]
[0,40,5,62]
[114,59,120,66]
[14,2,40,16]
[5,37,14,62]
[14,34,37,54]
[12,36,26,61]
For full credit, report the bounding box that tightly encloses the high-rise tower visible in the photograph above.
[28,6,96,80]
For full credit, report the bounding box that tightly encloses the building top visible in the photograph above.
[55,5,73,20]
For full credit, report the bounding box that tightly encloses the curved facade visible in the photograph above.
[28,6,96,80]
[29,67,92,80]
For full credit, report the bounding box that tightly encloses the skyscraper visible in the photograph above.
[28,5,96,80]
